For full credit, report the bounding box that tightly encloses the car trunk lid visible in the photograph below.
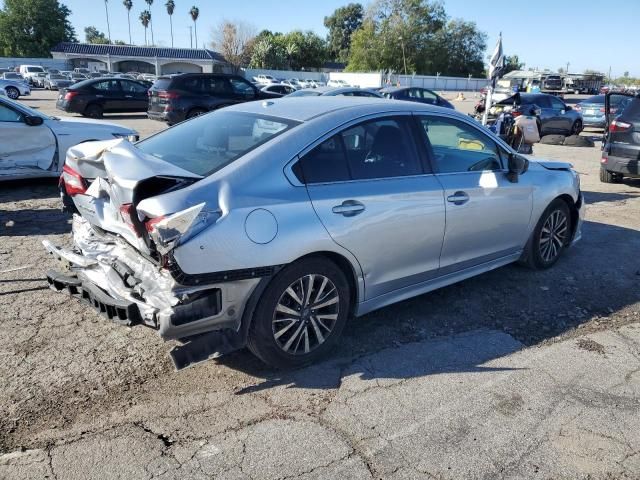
[64,139,203,254]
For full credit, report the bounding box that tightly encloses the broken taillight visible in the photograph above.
[119,203,142,237]
[61,165,87,196]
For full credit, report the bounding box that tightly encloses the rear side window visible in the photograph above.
[153,78,173,90]
[296,117,423,184]
[93,80,120,92]
[620,98,640,122]
[179,77,203,93]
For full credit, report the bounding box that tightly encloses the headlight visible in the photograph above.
[112,133,140,142]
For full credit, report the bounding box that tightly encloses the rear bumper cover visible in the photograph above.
[43,215,260,341]
[603,155,640,177]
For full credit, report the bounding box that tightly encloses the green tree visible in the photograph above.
[139,10,151,45]
[84,26,109,44]
[503,54,524,75]
[166,0,175,48]
[324,3,363,62]
[190,6,200,48]
[431,19,486,77]
[123,0,133,45]
[0,0,76,57]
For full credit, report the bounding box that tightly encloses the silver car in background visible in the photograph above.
[44,98,584,368]
[0,79,31,99]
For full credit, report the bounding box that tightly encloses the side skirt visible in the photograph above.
[355,252,522,317]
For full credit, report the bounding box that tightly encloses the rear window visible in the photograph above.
[584,95,604,104]
[152,78,174,90]
[135,111,299,177]
[619,98,640,122]
[287,90,322,97]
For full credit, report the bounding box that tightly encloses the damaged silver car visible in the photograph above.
[44,97,584,368]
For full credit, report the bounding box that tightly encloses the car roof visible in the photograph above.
[223,96,462,122]
[380,86,411,93]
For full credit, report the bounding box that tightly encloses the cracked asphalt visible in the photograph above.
[1,91,640,479]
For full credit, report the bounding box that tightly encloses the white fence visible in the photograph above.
[396,74,487,91]
[242,68,326,82]
[328,72,383,88]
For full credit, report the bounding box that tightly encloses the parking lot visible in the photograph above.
[2,90,640,479]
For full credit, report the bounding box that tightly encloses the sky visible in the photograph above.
[50,0,640,77]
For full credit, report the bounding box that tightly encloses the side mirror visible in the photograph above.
[565,105,572,111]
[24,115,44,126]
[507,153,529,183]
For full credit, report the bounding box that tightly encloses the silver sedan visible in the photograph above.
[44,98,584,368]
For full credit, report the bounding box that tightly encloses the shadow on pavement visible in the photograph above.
[583,190,640,204]
[0,209,71,236]
[216,220,640,391]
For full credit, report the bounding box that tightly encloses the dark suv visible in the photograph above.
[148,73,277,125]
[600,92,640,183]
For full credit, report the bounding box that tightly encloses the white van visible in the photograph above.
[18,65,46,85]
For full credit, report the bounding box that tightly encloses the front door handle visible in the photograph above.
[332,200,365,217]
[447,191,470,205]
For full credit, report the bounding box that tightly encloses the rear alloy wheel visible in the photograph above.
[521,199,571,269]
[248,258,350,368]
[570,119,583,135]
[599,167,622,183]
[84,104,103,118]
[5,87,19,99]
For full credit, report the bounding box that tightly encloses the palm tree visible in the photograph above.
[139,10,151,46]
[189,6,199,48]
[104,0,112,44]
[145,0,154,45]
[123,0,133,44]
[165,0,175,48]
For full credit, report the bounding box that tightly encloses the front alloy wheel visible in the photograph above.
[248,258,350,368]
[539,209,568,264]
[272,274,339,355]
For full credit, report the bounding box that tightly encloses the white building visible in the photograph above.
[51,42,227,75]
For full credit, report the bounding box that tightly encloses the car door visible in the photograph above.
[0,101,56,172]
[528,95,555,134]
[549,96,573,133]
[120,80,149,111]
[416,114,533,274]
[92,79,123,112]
[296,114,446,300]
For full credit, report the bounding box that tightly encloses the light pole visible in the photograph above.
[189,26,193,49]
[399,36,407,76]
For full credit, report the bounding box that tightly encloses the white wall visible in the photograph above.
[396,74,487,91]
[0,57,68,71]
[243,68,326,82]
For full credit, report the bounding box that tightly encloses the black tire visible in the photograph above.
[599,167,622,183]
[84,104,103,118]
[520,199,571,270]
[186,108,207,119]
[247,257,351,369]
[5,87,19,99]
[570,119,583,136]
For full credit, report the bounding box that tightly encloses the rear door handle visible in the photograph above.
[332,200,365,217]
[447,191,470,205]
[125,95,133,98]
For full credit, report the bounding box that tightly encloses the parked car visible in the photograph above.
[287,87,383,98]
[0,79,31,99]
[147,73,277,125]
[261,84,297,97]
[0,96,138,181]
[32,72,48,88]
[380,86,455,110]
[18,65,46,85]
[43,97,583,368]
[495,93,583,136]
[88,72,103,78]
[256,74,277,84]
[600,92,640,183]
[73,68,91,75]
[575,94,632,130]
[2,72,28,84]
[67,72,88,83]
[327,79,351,88]
[44,74,74,91]
[56,78,150,118]
[46,69,61,75]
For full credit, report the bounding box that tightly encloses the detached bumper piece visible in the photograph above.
[46,269,142,326]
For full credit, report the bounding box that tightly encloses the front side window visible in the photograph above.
[135,111,297,177]
[420,116,503,173]
[550,97,566,110]
[230,78,256,98]
[296,117,423,183]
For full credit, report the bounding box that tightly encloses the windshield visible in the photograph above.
[27,67,44,73]
[136,111,299,177]
[49,75,66,80]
